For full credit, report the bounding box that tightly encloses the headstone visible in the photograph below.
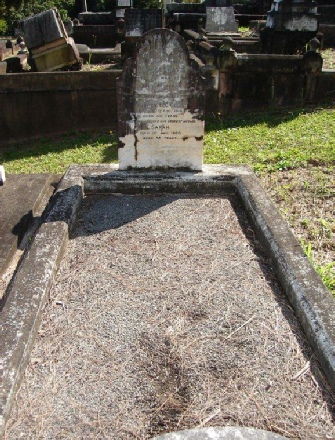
[0,166,6,186]
[125,9,163,36]
[206,7,239,33]
[266,0,319,32]
[23,9,67,49]
[117,29,205,170]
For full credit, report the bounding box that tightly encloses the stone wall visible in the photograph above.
[210,51,334,115]
[0,71,120,143]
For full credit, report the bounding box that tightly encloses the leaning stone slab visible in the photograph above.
[23,9,67,50]
[153,426,287,439]
[117,28,205,170]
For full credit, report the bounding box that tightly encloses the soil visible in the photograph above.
[4,195,335,440]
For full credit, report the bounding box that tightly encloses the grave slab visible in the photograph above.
[0,174,58,279]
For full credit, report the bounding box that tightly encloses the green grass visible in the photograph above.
[302,241,335,292]
[1,132,118,174]
[2,106,334,175]
[204,106,335,172]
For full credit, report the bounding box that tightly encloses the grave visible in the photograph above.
[165,3,206,34]
[205,6,239,33]
[73,11,118,47]
[117,28,204,170]
[261,0,320,54]
[1,164,335,438]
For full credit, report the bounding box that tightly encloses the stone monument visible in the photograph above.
[205,7,239,33]
[117,29,205,170]
[261,0,319,53]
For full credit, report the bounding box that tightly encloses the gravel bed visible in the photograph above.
[5,194,335,439]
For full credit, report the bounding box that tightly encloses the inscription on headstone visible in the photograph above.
[206,7,238,33]
[125,9,163,37]
[117,29,204,170]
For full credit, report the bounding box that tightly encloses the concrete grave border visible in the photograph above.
[1,164,334,437]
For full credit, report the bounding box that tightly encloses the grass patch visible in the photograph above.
[1,132,118,174]
[204,106,335,172]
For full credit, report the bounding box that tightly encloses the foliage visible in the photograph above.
[1,132,118,173]
[2,0,75,34]
[0,18,7,34]
[1,0,161,33]
[302,240,335,293]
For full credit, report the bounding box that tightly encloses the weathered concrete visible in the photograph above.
[0,174,57,278]
[0,164,334,439]
[0,222,68,436]
[153,426,287,439]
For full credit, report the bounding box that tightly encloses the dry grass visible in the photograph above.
[5,195,335,439]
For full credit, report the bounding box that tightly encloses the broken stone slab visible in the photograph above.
[152,427,287,439]
[117,28,205,170]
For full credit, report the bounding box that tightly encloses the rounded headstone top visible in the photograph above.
[152,427,288,440]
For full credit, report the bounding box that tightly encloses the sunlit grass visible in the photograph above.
[204,107,335,172]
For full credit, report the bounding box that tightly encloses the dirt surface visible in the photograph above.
[5,194,335,439]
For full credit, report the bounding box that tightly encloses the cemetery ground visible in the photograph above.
[1,105,334,296]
